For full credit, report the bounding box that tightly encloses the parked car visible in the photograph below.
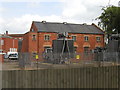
[8,53,18,60]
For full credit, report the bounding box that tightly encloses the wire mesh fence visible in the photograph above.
[1,52,120,88]
[18,52,120,69]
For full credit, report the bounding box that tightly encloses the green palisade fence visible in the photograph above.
[1,66,120,88]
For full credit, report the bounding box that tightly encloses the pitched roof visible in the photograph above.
[9,34,24,37]
[33,21,104,34]
[0,35,12,38]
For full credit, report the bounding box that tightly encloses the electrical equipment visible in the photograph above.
[107,34,120,52]
[52,39,74,54]
[57,32,69,39]
[43,32,74,64]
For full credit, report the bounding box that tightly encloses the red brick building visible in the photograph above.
[9,34,24,40]
[21,21,105,53]
[0,31,24,54]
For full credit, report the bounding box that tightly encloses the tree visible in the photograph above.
[97,6,120,34]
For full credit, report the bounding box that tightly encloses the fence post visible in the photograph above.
[116,52,119,65]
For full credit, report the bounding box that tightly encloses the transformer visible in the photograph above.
[43,32,74,64]
[107,34,120,52]
[52,39,74,54]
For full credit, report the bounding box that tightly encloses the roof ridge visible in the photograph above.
[33,21,91,26]
[33,21,104,34]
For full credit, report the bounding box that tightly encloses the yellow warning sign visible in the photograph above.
[76,55,80,59]
[36,55,39,59]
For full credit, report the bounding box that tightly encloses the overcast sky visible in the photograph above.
[0,0,119,34]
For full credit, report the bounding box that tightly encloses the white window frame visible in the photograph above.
[44,34,50,41]
[84,36,89,42]
[72,35,77,42]
[96,36,101,42]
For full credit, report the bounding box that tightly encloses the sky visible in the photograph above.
[0,0,120,34]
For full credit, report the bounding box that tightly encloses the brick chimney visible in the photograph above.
[6,31,8,35]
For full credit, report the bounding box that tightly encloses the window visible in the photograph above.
[32,35,36,40]
[84,47,89,53]
[84,36,89,41]
[96,37,101,42]
[44,35,50,41]
[44,47,52,53]
[72,36,76,42]
[10,48,17,52]
[31,28,34,32]
[0,40,4,45]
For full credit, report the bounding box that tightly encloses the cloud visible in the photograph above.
[61,0,120,24]
[0,14,76,34]
[26,2,41,8]
[0,7,6,14]
[0,14,86,34]
[62,0,87,17]
[0,8,3,12]
[62,0,110,23]
[1,0,120,34]
[0,0,65,2]
[0,17,6,33]
[0,14,91,34]
[0,15,40,34]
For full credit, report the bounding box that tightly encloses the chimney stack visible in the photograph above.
[6,31,8,35]
[63,22,67,24]
[42,21,46,23]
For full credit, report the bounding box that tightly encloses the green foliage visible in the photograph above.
[98,6,120,34]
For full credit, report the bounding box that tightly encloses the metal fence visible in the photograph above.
[2,52,120,88]
[2,66,120,88]
[18,52,120,69]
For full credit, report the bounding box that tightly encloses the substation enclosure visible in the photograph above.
[107,34,120,52]
[52,39,74,60]
[107,40,119,52]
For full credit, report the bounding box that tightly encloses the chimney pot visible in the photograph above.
[6,31,8,35]
[63,22,67,24]
[42,21,46,23]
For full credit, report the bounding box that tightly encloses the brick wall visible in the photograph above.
[1,37,18,53]
[21,32,29,52]
[21,21,104,53]
[21,32,104,53]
